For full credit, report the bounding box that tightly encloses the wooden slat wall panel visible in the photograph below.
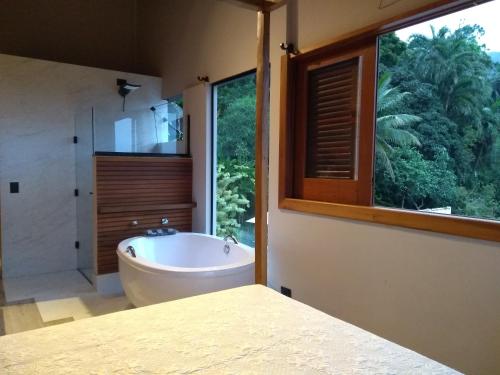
[97,209,192,274]
[95,156,193,274]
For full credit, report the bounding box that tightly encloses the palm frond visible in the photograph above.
[377,114,422,128]
[376,144,395,181]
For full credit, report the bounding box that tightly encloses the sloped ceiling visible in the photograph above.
[0,0,142,73]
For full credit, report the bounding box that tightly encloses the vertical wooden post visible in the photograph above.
[255,10,270,285]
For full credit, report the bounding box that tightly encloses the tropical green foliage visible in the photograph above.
[216,75,256,164]
[215,74,257,242]
[215,161,251,237]
[376,27,499,219]
[376,72,422,179]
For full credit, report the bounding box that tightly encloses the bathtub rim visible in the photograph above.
[117,232,255,275]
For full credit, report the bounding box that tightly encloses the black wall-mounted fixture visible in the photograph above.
[117,78,141,111]
[9,182,19,194]
[280,42,297,55]
[197,75,209,83]
[281,286,292,298]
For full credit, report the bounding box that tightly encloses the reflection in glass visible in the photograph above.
[94,100,187,155]
[114,118,133,152]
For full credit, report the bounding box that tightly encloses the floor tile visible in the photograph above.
[3,270,94,302]
[1,301,44,334]
[0,270,132,336]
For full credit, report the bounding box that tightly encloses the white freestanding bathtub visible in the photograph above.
[117,233,255,307]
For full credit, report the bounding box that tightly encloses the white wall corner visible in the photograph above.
[184,83,212,234]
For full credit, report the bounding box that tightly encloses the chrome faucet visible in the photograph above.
[223,234,239,244]
[126,245,136,258]
[223,234,238,254]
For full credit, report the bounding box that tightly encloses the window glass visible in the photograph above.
[375,1,500,221]
[213,73,257,246]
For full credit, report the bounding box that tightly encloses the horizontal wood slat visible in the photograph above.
[95,156,194,274]
[98,203,196,214]
[306,58,359,180]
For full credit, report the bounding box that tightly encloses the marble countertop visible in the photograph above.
[0,285,460,374]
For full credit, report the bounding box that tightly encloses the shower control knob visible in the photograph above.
[131,220,139,226]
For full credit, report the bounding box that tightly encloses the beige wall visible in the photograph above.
[137,0,257,98]
[268,1,500,375]
[184,83,212,234]
[0,0,140,73]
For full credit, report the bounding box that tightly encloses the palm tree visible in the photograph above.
[376,73,421,180]
[409,25,491,120]
[407,25,494,185]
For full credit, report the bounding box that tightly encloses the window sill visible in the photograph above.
[278,198,500,243]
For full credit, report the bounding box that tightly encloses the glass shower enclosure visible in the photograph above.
[74,101,187,282]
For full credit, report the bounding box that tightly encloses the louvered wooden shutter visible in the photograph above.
[306,58,359,180]
[283,38,377,206]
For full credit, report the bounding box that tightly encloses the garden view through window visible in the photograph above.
[213,73,256,246]
[375,1,500,221]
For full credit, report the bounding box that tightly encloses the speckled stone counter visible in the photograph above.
[0,285,460,374]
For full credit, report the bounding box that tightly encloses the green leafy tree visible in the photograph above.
[216,75,256,164]
[407,25,494,186]
[376,147,457,210]
[217,95,256,162]
[215,161,250,237]
[376,73,421,179]
[376,25,499,219]
[378,32,407,70]
[215,74,257,240]
[457,184,499,219]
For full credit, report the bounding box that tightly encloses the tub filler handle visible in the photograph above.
[126,245,136,258]
[223,235,238,254]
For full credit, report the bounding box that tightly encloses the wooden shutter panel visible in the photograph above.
[306,58,359,180]
[282,38,377,206]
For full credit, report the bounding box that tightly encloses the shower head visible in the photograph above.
[117,79,141,98]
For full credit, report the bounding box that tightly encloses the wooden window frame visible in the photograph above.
[291,38,377,206]
[278,0,500,243]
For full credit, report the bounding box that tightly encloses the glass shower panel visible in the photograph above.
[75,108,94,282]
[93,101,187,154]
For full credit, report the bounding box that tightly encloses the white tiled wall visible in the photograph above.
[0,53,162,278]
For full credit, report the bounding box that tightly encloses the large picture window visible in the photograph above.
[375,2,500,221]
[279,0,499,242]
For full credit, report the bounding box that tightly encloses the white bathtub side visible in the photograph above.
[119,255,254,306]
[117,233,255,306]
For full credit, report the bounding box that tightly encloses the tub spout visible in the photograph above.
[223,235,238,254]
[126,245,136,258]
[223,235,238,244]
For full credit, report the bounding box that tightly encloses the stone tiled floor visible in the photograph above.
[0,270,133,336]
